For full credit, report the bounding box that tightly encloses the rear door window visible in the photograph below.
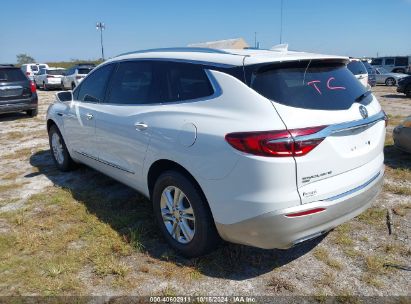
[347,61,367,75]
[371,58,382,65]
[250,61,370,110]
[162,61,214,102]
[395,57,408,66]
[385,58,395,65]
[0,68,27,82]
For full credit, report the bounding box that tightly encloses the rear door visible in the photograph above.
[0,68,32,105]
[247,59,385,204]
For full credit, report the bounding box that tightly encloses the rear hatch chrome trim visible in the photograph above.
[293,111,386,141]
[322,171,381,202]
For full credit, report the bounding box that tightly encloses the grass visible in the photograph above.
[313,247,343,270]
[267,276,295,292]
[2,147,34,160]
[0,186,151,295]
[383,184,411,196]
[357,207,386,226]
[332,223,354,247]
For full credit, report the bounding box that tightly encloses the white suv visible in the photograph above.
[34,67,65,90]
[61,64,94,90]
[46,48,386,257]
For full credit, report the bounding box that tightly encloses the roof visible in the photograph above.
[110,47,348,67]
[188,38,249,49]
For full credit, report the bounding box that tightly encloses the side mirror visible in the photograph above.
[56,91,73,102]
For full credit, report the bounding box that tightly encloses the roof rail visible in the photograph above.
[116,47,231,57]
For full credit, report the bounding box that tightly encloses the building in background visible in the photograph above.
[188,38,249,49]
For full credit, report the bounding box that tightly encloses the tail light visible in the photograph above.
[30,81,36,93]
[26,72,30,76]
[76,76,82,80]
[47,75,54,78]
[225,126,327,157]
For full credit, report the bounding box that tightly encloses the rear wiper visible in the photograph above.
[355,90,372,103]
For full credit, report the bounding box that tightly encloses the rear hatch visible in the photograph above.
[0,67,32,104]
[77,67,93,81]
[247,59,386,204]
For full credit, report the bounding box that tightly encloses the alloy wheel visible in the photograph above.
[160,186,195,244]
[51,133,64,165]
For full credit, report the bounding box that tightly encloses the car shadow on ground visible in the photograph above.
[0,112,32,122]
[384,145,411,170]
[29,149,324,280]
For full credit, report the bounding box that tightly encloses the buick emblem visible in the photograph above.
[359,105,368,119]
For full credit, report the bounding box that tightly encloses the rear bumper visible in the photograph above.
[0,95,38,114]
[216,169,384,249]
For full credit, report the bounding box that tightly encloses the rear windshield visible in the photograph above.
[347,61,367,75]
[250,61,370,110]
[77,68,92,75]
[47,69,65,75]
[0,68,27,82]
[30,65,39,71]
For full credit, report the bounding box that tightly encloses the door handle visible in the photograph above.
[85,113,93,120]
[134,122,148,131]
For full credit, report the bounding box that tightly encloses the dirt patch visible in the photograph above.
[0,88,410,296]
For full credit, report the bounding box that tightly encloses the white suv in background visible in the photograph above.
[61,64,94,90]
[347,58,369,88]
[47,48,386,257]
[34,67,65,90]
[20,63,49,80]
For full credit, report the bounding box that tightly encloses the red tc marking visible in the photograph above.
[307,77,346,94]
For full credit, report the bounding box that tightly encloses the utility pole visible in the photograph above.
[280,0,284,44]
[254,32,257,48]
[96,22,105,60]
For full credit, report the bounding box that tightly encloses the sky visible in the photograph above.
[1,0,410,63]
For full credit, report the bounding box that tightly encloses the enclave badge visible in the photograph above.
[359,105,368,119]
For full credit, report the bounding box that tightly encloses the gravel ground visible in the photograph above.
[0,86,410,297]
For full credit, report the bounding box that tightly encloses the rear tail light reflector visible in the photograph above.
[285,208,326,218]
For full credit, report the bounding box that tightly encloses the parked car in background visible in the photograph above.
[21,63,45,80]
[397,75,411,97]
[61,64,95,90]
[0,64,38,116]
[347,58,368,88]
[393,115,411,153]
[46,48,386,257]
[361,60,376,87]
[371,56,411,74]
[34,67,66,90]
[375,67,408,86]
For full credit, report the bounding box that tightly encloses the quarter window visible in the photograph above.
[77,64,114,103]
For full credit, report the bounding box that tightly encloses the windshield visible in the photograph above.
[250,61,370,110]
[47,69,65,75]
[347,61,367,75]
[77,68,92,75]
[377,68,389,74]
[0,68,27,82]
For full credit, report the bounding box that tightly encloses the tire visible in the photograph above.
[26,108,38,117]
[406,85,411,98]
[385,78,395,86]
[48,125,75,172]
[60,82,65,91]
[71,82,76,90]
[43,82,48,91]
[152,171,220,257]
